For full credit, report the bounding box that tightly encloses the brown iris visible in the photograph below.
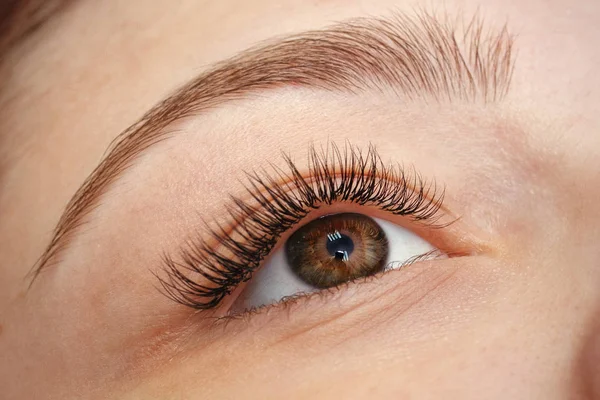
[285,213,389,288]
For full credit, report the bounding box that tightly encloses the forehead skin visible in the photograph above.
[0,0,599,399]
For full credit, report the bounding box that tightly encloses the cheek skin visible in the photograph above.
[112,254,584,399]
[578,315,600,398]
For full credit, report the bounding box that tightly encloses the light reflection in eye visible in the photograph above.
[232,213,438,311]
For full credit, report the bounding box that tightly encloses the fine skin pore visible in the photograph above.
[0,0,599,399]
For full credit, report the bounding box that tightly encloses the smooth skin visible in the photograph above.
[0,0,599,399]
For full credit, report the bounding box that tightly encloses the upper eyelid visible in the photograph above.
[29,10,515,285]
[185,161,451,262]
[157,143,448,311]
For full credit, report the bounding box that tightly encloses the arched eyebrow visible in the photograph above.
[30,11,515,282]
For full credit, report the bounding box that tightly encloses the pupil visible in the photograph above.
[326,230,354,261]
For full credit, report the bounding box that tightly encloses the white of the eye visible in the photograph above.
[376,218,436,270]
[234,217,437,311]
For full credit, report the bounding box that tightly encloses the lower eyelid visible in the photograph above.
[214,255,466,327]
[217,256,463,324]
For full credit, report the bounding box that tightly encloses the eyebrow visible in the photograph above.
[30,11,515,282]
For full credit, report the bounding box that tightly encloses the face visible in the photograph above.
[1,0,599,398]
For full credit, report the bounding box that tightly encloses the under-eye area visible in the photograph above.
[157,143,462,315]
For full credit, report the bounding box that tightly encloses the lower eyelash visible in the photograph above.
[157,142,445,310]
[217,249,447,323]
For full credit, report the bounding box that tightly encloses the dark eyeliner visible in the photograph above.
[157,143,445,310]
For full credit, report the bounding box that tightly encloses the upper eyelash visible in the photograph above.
[157,142,445,310]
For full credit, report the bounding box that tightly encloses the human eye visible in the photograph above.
[158,143,453,315]
[232,213,441,311]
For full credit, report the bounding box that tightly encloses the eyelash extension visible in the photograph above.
[157,143,445,310]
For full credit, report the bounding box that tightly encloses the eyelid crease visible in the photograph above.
[157,142,449,311]
[29,10,515,286]
[211,164,453,244]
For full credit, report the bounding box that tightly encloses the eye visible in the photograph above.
[231,212,437,311]
[158,143,449,313]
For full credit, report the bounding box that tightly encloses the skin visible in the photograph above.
[0,0,599,398]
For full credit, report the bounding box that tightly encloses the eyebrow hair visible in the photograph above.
[30,11,515,282]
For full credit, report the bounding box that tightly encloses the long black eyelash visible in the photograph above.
[157,143,445,310]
